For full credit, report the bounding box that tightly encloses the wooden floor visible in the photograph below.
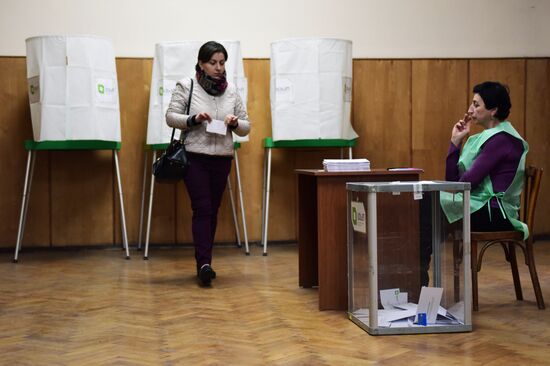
[1,242,550,365]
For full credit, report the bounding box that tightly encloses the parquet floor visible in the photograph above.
[1,242,550,365]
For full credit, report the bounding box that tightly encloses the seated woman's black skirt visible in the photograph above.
[471,203,515,232]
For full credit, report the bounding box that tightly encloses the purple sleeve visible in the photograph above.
[458,133,516,189]
[445,143,461,181]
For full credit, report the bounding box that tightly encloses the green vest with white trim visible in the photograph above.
[440,121,529,239]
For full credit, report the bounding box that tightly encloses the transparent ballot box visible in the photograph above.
[346,181,472,335]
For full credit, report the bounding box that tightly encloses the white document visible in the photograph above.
[206,119,227,135]
[447,301,465,324]
[396,303,462,325]
[415,286,443,324]
[380,288,408,309]
[352,308,415,324]
[389,319,410,328]
[380,308,417,322]
[394,302,418,311]
[377,316,392,328]
[395,303,447,316]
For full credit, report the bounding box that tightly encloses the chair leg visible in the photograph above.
[500,242,510,262]
[525,242,545,309]
[507,242,523,301]
[471,240,479,311]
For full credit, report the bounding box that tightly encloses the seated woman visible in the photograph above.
[441,81,529,238]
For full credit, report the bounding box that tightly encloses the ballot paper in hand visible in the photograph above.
[415,286,443,324]
[206,119,227,135]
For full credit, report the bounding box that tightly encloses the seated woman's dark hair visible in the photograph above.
[473,81,511,121]
[195,41,228,72]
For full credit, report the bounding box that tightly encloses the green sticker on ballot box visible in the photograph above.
[351,201,366,234]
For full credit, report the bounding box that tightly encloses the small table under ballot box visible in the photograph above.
[346,181,472,335]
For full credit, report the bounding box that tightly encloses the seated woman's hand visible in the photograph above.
[451,113,472,147]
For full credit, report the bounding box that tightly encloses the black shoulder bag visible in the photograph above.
[152,79,194,183]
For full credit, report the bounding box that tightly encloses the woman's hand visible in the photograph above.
[451,113,472,147]
[224,114,239,127]
[196,112,212,123]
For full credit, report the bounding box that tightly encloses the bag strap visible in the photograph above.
[170,78,194,142]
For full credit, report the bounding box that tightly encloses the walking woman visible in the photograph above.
[166,41,251,286]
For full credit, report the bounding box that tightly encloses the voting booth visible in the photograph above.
[261,38,358,255]
[25,35,121,142]
[16,35,129,261]
[146,40,248,145]
[270,38,357,141]
[346,181,472,335]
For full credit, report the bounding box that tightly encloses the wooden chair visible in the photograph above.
[470,166,545,310]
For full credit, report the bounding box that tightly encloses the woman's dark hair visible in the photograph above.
[195,41,228,71]
[473,81,511,121]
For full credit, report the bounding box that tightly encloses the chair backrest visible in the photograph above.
[522,166,544,235]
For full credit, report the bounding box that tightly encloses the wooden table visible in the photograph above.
[295,169,422,310]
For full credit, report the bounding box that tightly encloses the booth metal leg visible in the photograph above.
[14,150,36,263]
[144,151,157,259]
[227,177,242,247]
[137,151,149,251]
[340,147,353,159]
[261,148,272,256]
[261,150,267,249]
[114,151,130,259]
[234,149,249,255]
[20,151,37,249]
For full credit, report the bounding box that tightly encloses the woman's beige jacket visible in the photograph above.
[166,77,250,156]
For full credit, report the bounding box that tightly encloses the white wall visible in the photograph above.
[1,0,549,58]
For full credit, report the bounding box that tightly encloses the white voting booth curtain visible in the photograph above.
[146,40,248,145]
[25,35,121,142]
[270,38,358,141]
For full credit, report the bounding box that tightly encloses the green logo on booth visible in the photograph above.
[30,85,35,95]
[352,207,357,225]
[98,84,105,94]
[159,86,164,96]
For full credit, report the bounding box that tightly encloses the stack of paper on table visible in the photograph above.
[323,158,370,172]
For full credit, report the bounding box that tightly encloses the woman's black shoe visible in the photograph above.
[197,265,216,279]
[198,265,214,286]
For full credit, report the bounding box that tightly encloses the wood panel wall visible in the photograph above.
[1,57,549,249]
